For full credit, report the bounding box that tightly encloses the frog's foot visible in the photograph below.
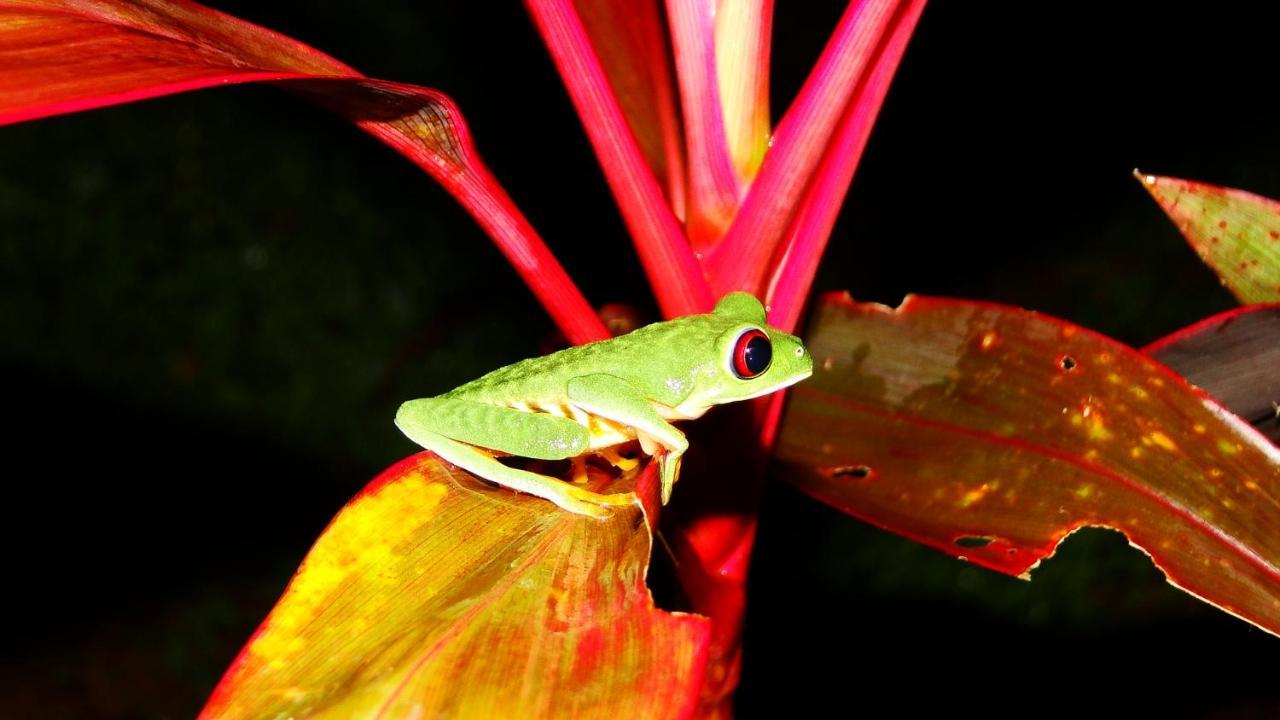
[556,483,636,518]
[396,414,631,519]
[597,446,641,473]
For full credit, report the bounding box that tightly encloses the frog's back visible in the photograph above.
[441,336,620,404]
[440,315,720,406]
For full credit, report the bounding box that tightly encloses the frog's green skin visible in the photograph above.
[396,293,813,517]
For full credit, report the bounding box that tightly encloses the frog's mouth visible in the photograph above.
[738,369,813,402]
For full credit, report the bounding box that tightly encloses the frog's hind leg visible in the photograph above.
[396,398,634,517]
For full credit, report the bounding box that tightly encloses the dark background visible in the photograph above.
[2,1,1278,717]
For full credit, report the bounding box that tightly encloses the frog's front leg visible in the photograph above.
[396,398,635,518]
[566,374,689,504]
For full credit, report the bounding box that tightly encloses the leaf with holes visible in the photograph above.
[1137,172,1280,304]
[775,292,1280,636]
[1144,304,1280,443]
[200,453,707,718]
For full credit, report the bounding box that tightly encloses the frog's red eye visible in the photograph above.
[732,329,772,379]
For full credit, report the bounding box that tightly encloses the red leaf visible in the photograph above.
[707,0,921,297]
[766,0,925,333]
[1144,304,1280,443]
[0,0,355,125]
[526,0,713,319]
[201,454,708,718]
[775,293,1280,637]
[570,0,687,212]
[0,0,610,344]
[1137,171,1280,304]
[667,0,741,245]
[665,399,776,716]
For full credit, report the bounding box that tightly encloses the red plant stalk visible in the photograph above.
[524,1,925,712]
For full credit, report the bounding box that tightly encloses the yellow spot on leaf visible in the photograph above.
[1146,431,1178,452]
[1130,446,1144,459]
[1074,485,1094,499]
[959,484,992,508]
[1217,439,1243,455]
[979,330,999,351]
[1086,413,1112,441]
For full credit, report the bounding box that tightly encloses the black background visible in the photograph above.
[2,1,1278,717]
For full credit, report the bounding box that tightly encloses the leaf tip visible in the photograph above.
[1132,167,1157,187]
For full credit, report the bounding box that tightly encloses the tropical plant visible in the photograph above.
[1,0,1277,716]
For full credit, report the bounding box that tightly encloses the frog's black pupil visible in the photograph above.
[744,335,771,375]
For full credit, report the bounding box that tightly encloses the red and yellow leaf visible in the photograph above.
[775,292,1280,636]
[0,0,609,344]
[201,453,708,719]
[1138,172,1280,304]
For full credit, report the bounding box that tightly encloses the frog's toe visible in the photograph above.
[546,486,634,518]
[592,491,638,507]
[563,500,613,519]
[553,488,636,519]
[598,447,641,472]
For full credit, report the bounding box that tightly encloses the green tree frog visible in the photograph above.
[395,292,813,517]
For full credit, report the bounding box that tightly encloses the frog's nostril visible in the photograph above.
[794,347,804,357]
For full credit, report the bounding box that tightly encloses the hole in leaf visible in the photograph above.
[832,465,874,480]
[954,535,995,548]
[1058,355,1078,371]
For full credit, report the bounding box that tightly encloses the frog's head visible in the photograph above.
[695,292,813,405]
